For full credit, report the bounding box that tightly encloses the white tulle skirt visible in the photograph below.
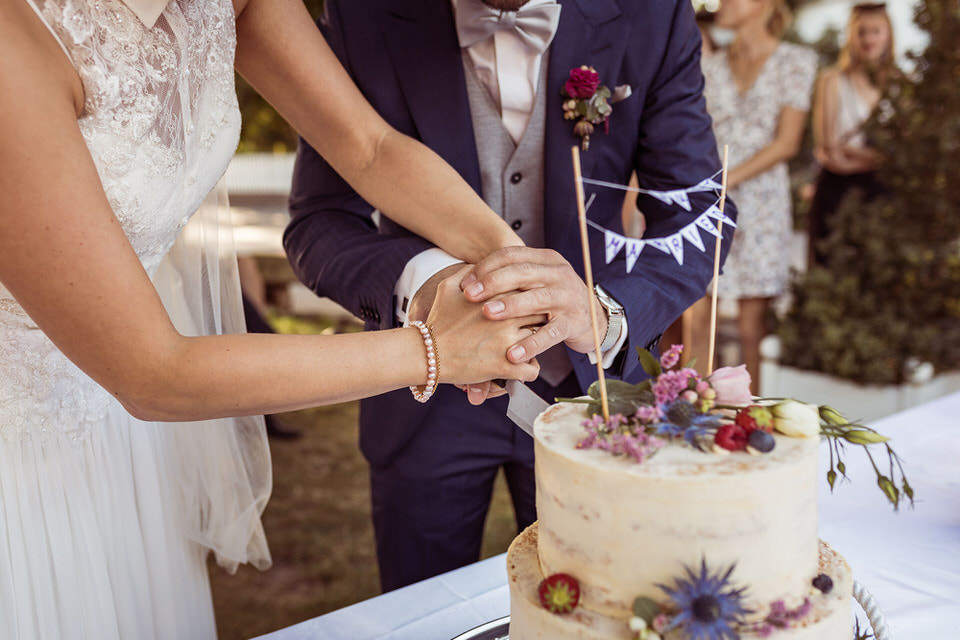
[0,184,271,639]
[0,402,220,639]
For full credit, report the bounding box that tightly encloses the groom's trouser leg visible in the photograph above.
[369,386,532,592]
[369,374,580,592]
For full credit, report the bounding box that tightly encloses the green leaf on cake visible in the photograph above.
[585,380,654,417]
[636,347,662,377]
[631,596,660,624]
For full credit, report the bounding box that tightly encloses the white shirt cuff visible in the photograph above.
[587,314,629,369]
[394,248,463,326]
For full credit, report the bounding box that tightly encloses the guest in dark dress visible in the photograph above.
[809,3,897,266]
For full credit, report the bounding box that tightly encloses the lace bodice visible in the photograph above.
[0,0,241,441]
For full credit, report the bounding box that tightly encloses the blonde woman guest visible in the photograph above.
[698,0,818,392]
[809,3,896,265]
[0,0,542,637]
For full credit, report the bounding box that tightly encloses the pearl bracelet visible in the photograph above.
[409,320,439,403]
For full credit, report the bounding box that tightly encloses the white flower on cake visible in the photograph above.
[770,401,820,438]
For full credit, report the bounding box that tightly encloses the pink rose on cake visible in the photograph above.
[706,364,752,406]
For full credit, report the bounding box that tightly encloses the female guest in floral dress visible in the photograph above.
[699,0,818,392]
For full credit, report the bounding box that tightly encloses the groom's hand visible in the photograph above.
[461,247,607,363]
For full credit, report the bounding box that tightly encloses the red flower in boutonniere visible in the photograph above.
[561,65,612,151]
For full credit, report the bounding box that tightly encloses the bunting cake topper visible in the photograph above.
[581,170,734,271]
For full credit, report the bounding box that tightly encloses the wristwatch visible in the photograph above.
[594,284,625,354]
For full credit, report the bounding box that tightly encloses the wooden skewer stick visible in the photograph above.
[571,146,610,421]
[707,145,730,377]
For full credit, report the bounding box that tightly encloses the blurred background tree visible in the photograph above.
[779,0,960,384]
[236,0,325,153]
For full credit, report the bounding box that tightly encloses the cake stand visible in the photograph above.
[450,583,891,640]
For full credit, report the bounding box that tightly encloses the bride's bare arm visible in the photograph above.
[0,5,538,422]
[232,0,521,265]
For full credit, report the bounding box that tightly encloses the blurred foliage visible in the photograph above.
[236,0,325,153]
[779,0,960,384]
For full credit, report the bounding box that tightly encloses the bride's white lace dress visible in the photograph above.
[1,1,271,637]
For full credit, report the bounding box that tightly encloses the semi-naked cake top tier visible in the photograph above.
[535,402,820,617]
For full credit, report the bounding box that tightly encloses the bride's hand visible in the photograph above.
[427,267,542,385]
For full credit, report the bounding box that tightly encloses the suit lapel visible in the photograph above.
[382,0,482,193]
[544,0,628,255]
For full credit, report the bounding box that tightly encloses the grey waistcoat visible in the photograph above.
[463,54,572,385]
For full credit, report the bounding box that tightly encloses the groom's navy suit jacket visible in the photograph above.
[285,0,735,468]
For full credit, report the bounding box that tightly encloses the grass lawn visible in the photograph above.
[209,332,518,639]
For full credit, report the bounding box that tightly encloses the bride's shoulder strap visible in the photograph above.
[21,0,73,62]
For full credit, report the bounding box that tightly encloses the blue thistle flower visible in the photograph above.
[657,559,751,640]
[653,400,723,451]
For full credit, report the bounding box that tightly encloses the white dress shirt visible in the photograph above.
[393,0,628,369]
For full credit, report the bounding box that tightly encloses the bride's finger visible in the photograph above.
[507,318,566,363]
[506,358,540,383]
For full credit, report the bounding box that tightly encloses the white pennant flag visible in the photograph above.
[695,213,723,238]
[667,233,685,265]
[647,238,671,254]
[680,222,706,252]
[649,191,673,206]
[625,239,645,273]
[604,230,626,264]
[693,178,723,192]
[705,205,737,228]
[667,190,691,211]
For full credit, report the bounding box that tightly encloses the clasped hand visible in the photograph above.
[414,248,607,405]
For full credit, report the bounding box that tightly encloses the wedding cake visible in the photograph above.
[505,347,905,639]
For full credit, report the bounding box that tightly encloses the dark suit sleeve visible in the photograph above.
[283,1,432,330]
[589,0,737,380]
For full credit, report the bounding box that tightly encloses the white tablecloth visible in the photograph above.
[257,392,960,640]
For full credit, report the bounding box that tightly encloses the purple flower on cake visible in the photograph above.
[660,343,684,369]
[658,560,750,640]
[706,365,753,406]
[754,598,813,637]
[634,405,661,424]
[652,368,700,406]
[577,414,664,463]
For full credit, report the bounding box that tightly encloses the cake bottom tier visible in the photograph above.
[508,523,853,640]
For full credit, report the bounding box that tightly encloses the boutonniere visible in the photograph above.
[561,65,612,151]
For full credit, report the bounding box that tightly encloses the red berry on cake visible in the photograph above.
[734,405,774,433]
[538,573,581,614]
[714,424,748,451]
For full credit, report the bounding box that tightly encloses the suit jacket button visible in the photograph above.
[510,172,522,184]
[511,220,523,231]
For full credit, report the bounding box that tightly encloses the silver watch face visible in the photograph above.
[594,285,624,314]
